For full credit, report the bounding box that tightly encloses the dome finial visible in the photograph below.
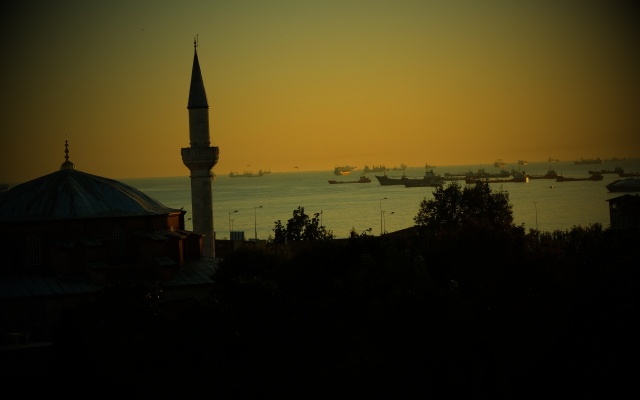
[60,137,76,171]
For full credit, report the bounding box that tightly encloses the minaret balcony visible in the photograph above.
[181,146,219,171]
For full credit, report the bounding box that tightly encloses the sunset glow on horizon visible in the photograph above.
[2,0,638,183]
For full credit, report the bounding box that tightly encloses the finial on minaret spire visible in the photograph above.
[60,137,76,171]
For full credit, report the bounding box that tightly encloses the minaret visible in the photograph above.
[181,39,219,257]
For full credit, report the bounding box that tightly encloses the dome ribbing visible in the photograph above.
[0,169,181,222]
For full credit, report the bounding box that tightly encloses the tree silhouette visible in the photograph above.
[414,181,513,232]
[273,206,334,243]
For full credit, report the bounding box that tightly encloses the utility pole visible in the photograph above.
[228,210,238,238]
[380,197,387,235]
[254,206,262,241]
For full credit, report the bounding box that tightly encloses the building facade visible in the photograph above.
[0,142,216,343]
[0,141,205,280]
[607,194,640,231]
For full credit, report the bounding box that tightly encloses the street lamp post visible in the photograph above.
[533,201,539,230]
[384,211,394,234]
[254,206,262,242]
[228,210,238,238]
[380,197,387,235]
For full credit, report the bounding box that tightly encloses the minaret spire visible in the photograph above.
[188,36,208,111]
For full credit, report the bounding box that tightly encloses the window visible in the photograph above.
[112,228,125,260]
[26,235,41,265]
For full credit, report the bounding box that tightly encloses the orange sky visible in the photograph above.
[1,0,638,183]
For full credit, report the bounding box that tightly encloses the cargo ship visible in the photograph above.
[402,170,444,187]
[446,168,511,179]
[556,172,603,182]
[528,168,558,179]
[589,166,623,175]
[574,157,603,165]
[363,165,388,173]
[328,175,371,184]
[229,171,263,178]
[376,167,443,186]
[465,171,529,184]
[334,165,357,176]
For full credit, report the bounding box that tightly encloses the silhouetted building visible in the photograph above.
[606,194,640,231]
[0,143,216,343]
[0,141,205,279]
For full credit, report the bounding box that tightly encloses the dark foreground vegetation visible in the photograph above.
[49,184,639,398]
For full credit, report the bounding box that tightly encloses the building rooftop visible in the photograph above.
[0,140,182,223]
[0,168,182,222]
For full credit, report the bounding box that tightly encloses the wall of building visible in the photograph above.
[0,212,196,280]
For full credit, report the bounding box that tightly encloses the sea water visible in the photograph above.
[121,159,640,241]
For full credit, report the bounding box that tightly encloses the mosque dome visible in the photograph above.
[0,169,180,222]
[0,141,180,222]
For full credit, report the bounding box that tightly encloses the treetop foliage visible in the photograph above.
[273,206,334,244]
[414,181,513,232]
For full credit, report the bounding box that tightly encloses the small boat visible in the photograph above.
[518,160,528,166]
[556,172,603,182]
[328,175,371,184]
[494,159,506,168]
[606,178,640,192]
